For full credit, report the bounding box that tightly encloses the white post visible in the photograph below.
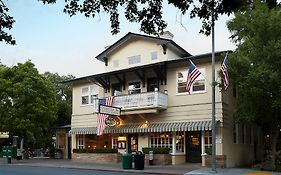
[201,131,207,166]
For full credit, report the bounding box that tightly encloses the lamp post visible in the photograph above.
[211,1,217,173]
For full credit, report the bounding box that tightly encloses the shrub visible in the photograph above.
[205,147,212,155]
[73,148,118,153]
[142,147,170,154]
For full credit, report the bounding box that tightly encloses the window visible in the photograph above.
[81,85,98,105]
[76,135,84,149]
[58,133,65,149]
[150,132,172,151]
[177,68,206,94]
[112,137,118,149]
[175,131,185,153]
[113,60,119,68]
[128,55,141,65]
[204,131,212,154]
[128,81,141,94]
[151,51,158,60]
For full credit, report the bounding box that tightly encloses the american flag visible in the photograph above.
[97,96,114,136]
[186,60,202,93]
[221,54,229,90]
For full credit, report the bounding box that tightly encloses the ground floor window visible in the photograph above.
[84,134,112,149]
[175,131,185,153]
[204,131,212,154]
[76,135,85,149]
[150,132,173,151]
[112,136,118,149]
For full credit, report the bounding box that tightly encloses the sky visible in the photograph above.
[0,0,236,78]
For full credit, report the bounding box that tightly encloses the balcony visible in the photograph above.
[94,91,168,114]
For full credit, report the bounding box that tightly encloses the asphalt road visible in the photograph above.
[0,165,151,175]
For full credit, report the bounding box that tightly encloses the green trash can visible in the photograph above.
[122,153,132,169]
[134,151,144,170]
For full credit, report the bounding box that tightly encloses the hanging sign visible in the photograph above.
[99,104,121,116]
[105,117,118,127]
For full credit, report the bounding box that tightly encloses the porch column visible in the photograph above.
[71,134,77,152]
[172,132,176,154]
[201,131,207,166]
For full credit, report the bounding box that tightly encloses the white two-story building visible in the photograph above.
[64,32,263,167]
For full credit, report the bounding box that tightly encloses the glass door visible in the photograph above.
[127,134,138,153]
[186,132,201,163]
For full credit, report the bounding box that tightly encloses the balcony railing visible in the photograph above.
[93,91,168,113]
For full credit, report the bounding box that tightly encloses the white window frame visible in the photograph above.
[151,51,158,60]
[149,132,173,152]
[76,135,85,149]
[176,68,206,95]
[175,131,185,154]
[81,85,98,106]
[112,60,119,69]
[128,55,141,65]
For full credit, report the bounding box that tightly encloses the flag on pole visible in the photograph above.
[221,54,229,90]
[97,96,114,136]
[186,60,202,93]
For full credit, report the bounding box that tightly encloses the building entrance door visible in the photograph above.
[186,132,201,163]
[127,134,138,153]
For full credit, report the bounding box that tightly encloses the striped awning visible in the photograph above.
[69,121,212,135]
[69,127,96,134]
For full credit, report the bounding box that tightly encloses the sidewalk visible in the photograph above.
[1,158,281,175]
[0,158,200,175]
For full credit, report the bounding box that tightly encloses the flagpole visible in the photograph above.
[211,0,217,173]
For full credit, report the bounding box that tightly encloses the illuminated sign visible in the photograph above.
[105,117,118,127]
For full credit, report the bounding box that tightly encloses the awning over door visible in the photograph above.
[69,120,212,135]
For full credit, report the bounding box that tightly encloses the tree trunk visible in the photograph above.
[271,129,279,170]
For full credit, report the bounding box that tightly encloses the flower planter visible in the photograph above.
[72,153,121,163]
[205,155,226,168]
[144,154,172,165]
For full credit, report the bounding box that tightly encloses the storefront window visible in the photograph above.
[76,135,84,149]
[204,131,212,154]
[150,132,172,151]
[112,137,118,149]
[175,131,185,153]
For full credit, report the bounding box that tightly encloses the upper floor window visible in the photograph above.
[113,60,119,68]
[151,51,158,60]
[81,85,98,105]
[128,55,141,65]
[128,81,141,94]
[177,68,206,94]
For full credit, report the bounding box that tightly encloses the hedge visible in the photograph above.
[142,147,170,154]
[73,148,118,153]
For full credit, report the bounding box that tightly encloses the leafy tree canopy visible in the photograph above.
[43,72,75,126]
[1,0,279,45]
[0,61,57,148]
[227,1,281,168]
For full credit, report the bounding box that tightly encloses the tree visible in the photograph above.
[43,72,75,126]
[2,0,278,45]
[0,61,57,148]
[227,1,281,170]
[0,0,15,45]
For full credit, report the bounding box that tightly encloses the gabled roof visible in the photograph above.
[63,50,231,86]
[95,32,192,63]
